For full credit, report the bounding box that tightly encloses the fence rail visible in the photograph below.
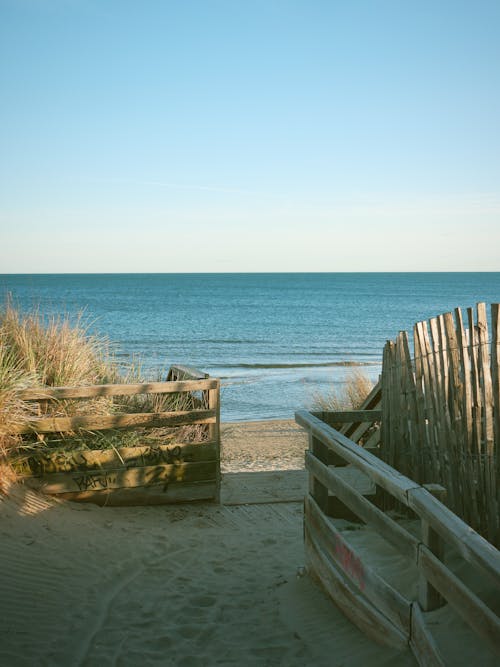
[7,365,221,505]
[296,409,500,665]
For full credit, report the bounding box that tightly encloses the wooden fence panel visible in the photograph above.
[380,303,500,546]
[8,367,221,506]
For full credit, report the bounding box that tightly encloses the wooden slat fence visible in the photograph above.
[380,303,499,546]
[296,409,500,666]
[7,365,221,505]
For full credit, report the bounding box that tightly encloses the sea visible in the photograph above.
[1,273,499,422]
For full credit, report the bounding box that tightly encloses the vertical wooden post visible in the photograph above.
[208,380,221,503]
[308,434,329,512]
[418,483,446,611]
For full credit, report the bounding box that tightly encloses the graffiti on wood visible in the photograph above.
[11,444,188,477]
[332,534,365,591]
[72,465,173,493]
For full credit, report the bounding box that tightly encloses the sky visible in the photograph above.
[0,0,499,273]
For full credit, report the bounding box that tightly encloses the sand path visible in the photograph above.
[2,420,496,665]
[0,483,414,667]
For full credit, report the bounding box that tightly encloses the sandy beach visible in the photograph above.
[0,420,497,666]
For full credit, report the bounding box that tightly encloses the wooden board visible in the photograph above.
[419,546,500,657]
[409,602,445,667]
[305,452,420,561]
[305,524,409,650]
[18,379,217,400]
[55,480,217,506]
[306,495,412,634]
[328,464,376,495]
[408,486,500,589]
[24,461,218,495]
[10,441,218,476]
[296,410,420,505]
[167,365,209,381]
[11,408,216,434]
[311,410,382,424]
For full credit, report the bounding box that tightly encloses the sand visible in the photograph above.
[220,419,308,472]
[0,420,497,666]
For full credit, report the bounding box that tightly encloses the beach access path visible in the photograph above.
[0,420,418,667]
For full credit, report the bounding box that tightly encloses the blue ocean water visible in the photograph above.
[1,273,499,421]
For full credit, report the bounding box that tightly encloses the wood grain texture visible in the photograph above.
[18,379,218,400]
[311,410,382,424]
[409,602,445,667]
[10,441,218,476]
[11,408,216,434]
[305,524,409,650]
[24,461,218,494]
[306,495,412,633]
[296,410,419,505]
[54,480,218,505]
[418,545,500,657]
[305,452,419,561]
[408,486,500,589]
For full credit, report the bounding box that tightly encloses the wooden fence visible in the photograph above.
[296,409,500,665]
[7,365,221,505]
[380,303,499,546]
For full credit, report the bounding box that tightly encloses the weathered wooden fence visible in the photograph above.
[381,303,500,546]
[7,365,221,505]
[296,409,500,665]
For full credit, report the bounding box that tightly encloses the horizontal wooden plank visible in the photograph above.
[312,410,382,424]
[11,409,216,434]
[305,524,409,650]
[305,453,420,561]
[296,410,419,505]
[306,496,412,633]
[408,487,500,589]
[18,379,218,401]
[10,442,218,476]
[409,601,445,667]
[55,481,218,506]
[24,461,218,494]
[419,546,500,657]
[329,465,376,496]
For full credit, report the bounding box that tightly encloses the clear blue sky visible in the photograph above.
[1,0,499,272]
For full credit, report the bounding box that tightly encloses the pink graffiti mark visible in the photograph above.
[333,535,365,591]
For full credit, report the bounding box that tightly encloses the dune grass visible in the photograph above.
[311,369,374,415]
[0,301,203,463]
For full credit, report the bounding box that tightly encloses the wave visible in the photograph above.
[215,361,380,370]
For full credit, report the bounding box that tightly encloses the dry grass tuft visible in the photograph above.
[1,300,117,388]
[311,369,374,413]
[0,301,207,472]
